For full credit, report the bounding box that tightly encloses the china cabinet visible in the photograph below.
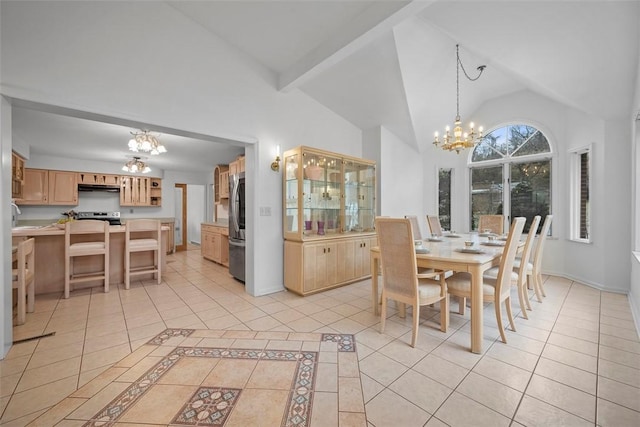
[282,146,376,295]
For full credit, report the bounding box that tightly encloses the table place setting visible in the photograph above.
[455,240,486,254]
[414,240,430,254]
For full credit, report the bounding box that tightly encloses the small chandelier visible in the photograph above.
[122,156,151,174]
[433,44,486,153]
[128,130,167,155]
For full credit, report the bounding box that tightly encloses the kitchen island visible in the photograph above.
[12,224,170,295]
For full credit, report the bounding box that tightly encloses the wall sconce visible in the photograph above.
[271,144,281,172]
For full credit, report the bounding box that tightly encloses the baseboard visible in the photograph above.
[542,269,628,294]
[254,285,286,297]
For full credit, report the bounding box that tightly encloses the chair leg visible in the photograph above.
[27,281,35,313]
[524,276,533,310]
[104,253,109,294]
[64,255,71,299]
[517,279,529,320]
[379,292,387,335]
[411,304,419,348]
[458,296,466,315]
[531,272,543,302]
[156,249,161,285]
[495,301,507,343]
[537,272,546,297]
[505,297,516,332]
[125,252,130,290]
[17,282,26,325]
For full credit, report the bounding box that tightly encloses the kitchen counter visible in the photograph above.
[12,225,170,295]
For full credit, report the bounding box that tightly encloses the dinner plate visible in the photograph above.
[478,232,495,237]
[455,247,486,254]
[445,234,461,238]
[481,241,505,247]
[428,237,443,242]
[415,248,430,254]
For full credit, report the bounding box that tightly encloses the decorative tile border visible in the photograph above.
[321,333,356,352]
[146,328,195,345]
[172,387,242,426]
[82,346,318,427]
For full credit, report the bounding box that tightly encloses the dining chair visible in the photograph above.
[520,214,553,302]
[376,217,449,348]
[125,219,162,289]
[496,216,540,319]
[65,220,110,298]
[478,214,504,234]
[447,217,526,343]
[426,215,443,237]
[404,215,423,240]
[12,238,35,325]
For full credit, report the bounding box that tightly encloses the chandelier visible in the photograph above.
[433,44,486,153]
[128,130,167,155]
[122,156,151,174]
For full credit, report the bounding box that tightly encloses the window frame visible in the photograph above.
[569,144,592,243]
[468,123,554,235]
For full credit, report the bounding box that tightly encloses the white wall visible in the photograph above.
[1,96,13,357]
[187,184,205,244]
[0,2,363,303]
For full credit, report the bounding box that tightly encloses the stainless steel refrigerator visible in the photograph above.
[229,172,245,282]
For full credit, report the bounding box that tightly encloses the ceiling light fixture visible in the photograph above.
[128,130,167,155]
[433,44,487,154]
[122,156,151,174]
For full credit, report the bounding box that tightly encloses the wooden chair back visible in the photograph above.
[376,217,419,301]
[479,215,504,234]
[493,217,526,300]
[533,215,553,271]
[404,215,423,241]
[12,238,35,325]
[426,215,443,237]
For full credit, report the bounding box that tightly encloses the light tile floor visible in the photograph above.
[2,247,640,426]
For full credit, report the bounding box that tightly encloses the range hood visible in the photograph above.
[78,183,120,192]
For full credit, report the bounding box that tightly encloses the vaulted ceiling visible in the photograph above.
[7,1,640,170]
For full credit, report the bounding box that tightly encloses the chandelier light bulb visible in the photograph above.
[123,156,151,174]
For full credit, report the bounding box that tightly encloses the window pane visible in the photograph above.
[472,127,506,162]
[471,166,503,230]
[438,168,452,230]
[510,160,551,233]
[511,127,550,157]
[580,152,589,239]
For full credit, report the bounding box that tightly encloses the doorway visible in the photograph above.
[174,184,187,251]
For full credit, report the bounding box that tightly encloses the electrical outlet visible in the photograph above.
[259,206,271,216]
[129,209,134,214]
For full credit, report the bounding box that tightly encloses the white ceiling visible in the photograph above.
[10,0,640,169]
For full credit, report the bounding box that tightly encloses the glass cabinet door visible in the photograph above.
[343,160,376,232]
[284,151,301,237]
[302,150,341,237]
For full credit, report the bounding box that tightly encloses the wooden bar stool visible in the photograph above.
[125,219,162,289]
[65,220,110,298]
[12,238,35,325]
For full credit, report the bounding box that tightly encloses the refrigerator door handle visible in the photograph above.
[231,176,240,235]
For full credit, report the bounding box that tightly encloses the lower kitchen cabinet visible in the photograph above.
[284,233,377,295]
[161,221,175,254]
[201,223,229,267]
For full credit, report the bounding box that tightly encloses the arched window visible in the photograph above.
[469,124,552,233]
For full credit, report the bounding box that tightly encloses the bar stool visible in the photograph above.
[65,220,110,298]
[125,219,161,289]
[12,238,35,325]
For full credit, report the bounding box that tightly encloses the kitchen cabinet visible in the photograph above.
[120,176,151,206]
[77,173,120,186]
[229,155,245,175]
[282,146,376,295]
[48,170,78,205]
[12,151,25,199]
[201,223,229,266]
[19,169,78,206]
[214,165,229,221]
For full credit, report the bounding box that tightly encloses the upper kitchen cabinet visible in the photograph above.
[215,165,230,201]
[77,172,120,186]
[11,151,25,199]
[120,175,151,206]
[49,170,78,205]
[229,155,245,176]
[19,168,78,206]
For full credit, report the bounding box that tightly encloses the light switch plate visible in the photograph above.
[259,206,271,216]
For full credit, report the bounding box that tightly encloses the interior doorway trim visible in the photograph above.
[175,183,187,252]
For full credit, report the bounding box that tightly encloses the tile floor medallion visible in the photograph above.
[32,328,362,427]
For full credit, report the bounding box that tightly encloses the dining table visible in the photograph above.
[370,232,518,354]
